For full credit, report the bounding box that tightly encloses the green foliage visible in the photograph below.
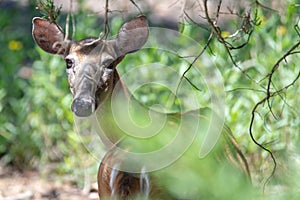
[115,1,300,196]
[0,2,87,177]
[36,0,62,22]
[0,2,39,168]
[208,3,300,191]
[0,0,300,197]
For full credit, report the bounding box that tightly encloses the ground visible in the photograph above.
[0,165,98,200]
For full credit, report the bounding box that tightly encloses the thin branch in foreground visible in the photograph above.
[295,23,300,37]
[99,0,110,39]
[129,0,142,15]
[226,87,265,93]
[175,31,214,96]
[264,41,300,114]
[65,0,75,40]
[202,0,263,89]
[184,11,210,31]
[263,41,300,86]
[249,66,300,192]
[250,38,300,190]
[183,76,202,92]
[255,0,279,13]
[201,0,300,192]
[249,95,277,192]
[180,0,300,194]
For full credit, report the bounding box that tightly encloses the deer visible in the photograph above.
[32,16,252,199]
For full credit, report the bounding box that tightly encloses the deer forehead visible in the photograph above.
[68,40,118,64]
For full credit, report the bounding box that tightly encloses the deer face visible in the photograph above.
[63,38,122,117]
[32,16,149,117]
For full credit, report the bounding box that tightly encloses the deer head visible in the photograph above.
[32,16,149,117]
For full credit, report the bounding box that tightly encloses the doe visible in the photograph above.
[32,16,251,199]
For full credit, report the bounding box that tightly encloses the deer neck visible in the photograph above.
[96,56,128,105]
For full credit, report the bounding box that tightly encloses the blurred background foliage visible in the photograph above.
[0,0,300,198]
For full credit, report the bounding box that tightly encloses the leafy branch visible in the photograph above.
[36,0,62,22]
[177,0,300,192]
[249,39,300,191]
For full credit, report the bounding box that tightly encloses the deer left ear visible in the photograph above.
[32,17,70,55]
[116,16,149,56]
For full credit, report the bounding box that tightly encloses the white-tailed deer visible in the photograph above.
[32,16,252,199]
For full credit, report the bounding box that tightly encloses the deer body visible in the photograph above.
[32,16,252,200]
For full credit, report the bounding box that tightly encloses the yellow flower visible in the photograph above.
[221,31,230,38]
[276,25,287,36]
[8,40,23,51]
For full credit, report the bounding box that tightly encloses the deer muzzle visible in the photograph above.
[72,97,95,117]
[71,64,98,117]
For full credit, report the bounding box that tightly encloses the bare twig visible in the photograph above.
[255,0,279,13]
[264,42,300,85]
[226,87,265,93]
[64,0,75,41]
[184,11,210,31]
[249,40,300,191]
[190,0,300,192]
[295,23,300,37]
[129,0,142,15]
[265,40,300,119]
[202,0,262,87]
[100,0,110,39]
[70,0,75,39]
[175,31,214,96]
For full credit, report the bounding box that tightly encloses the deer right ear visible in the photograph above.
[32,17,69,55]
[116,16,149,56]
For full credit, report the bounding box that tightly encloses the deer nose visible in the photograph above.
[72,97,95,117]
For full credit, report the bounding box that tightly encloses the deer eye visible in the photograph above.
[65,58,74,69]
[107,62,114,70]
[103,58,115,70]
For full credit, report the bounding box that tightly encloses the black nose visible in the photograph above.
[72,97,95,117]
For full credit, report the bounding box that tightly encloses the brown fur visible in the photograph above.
[32,16,251,200]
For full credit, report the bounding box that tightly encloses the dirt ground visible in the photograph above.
[0,165,98,200]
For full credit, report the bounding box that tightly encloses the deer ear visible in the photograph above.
[32,17,69,55]
[116,16,149,56]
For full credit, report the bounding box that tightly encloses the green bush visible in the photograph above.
[0,0,300,196]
